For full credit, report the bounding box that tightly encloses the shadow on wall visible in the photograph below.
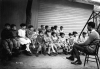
[0,0,28,37]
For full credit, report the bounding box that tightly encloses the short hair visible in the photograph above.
[5,23,10,27]
[51,32,56,35]
[28,25,33,28]
[82,32,87,35]
[60,26,63,28]
[68,33,72,36]
[54,25,57,29]
[11,24,16,28]
[20,23,26,27]
[73,31,77,35]
[87,22,95,28]
[51,27,54,30]
[39,30,43,34]
[45,25,49,29]
[41,25,44,27]
[34,29,36,32]
[60,33,65,36]
[45,30,51,34]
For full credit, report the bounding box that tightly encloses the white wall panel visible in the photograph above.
[38,0,93,36]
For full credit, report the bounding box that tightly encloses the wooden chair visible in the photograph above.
[84,39,100,69]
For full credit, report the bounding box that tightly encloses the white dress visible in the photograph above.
[18,29,31,45]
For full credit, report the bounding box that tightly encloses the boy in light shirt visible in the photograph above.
[79,32,88,43]
[59,33,68,54]
[67,33,74,52]
[73,31,79,43]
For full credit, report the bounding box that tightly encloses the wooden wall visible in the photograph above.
[37,0,93,36]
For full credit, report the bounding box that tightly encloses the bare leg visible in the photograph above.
[51,44,56,53]
[48,46,51,54]
[26,43,31,53]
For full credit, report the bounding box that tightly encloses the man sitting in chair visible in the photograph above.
[66,22,100,65]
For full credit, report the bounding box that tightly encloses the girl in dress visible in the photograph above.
[18,23,32,56]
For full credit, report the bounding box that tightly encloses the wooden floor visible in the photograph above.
[0,52,100,69]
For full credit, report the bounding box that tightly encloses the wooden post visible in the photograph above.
[26,0,33,27]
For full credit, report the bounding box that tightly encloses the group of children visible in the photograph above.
[0,23,88,61]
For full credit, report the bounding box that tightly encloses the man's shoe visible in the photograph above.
[66,56,74,61]
[71,60,82,65]
[71,60,78,64]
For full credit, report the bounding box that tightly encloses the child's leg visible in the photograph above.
[56,43,61,49]
[37,45,41,53]
[17,40,21,49]
[47,43,51,54]
[26,43,31,52]
[42,44,46,54]
[7,39,13,52]
[53,44,58,53]
[12,39,17,49]
[1,40,12,60]
[48,46,51,54]
[50,44,56,53]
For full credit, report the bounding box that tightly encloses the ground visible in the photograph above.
[0,51,100,69]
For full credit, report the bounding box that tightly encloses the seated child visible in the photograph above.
[38,25,46,34]
[26,25,36,48]
[73,31,79,43]
[67,33,74,52]
[35,31,46,56]
[45,25,50,32]
[18,23,32,56]
[59,33,68,51]
[31,29,38,46]
[44,30,57,56]
[79,32,88,43]
[1,23,13,60]
[10,24,20,55]
[59,26,64,34]
[53,25,59,36]
[26,25,34,39]
[51,32,60,50]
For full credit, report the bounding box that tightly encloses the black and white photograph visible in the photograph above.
[0,0,100,69]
